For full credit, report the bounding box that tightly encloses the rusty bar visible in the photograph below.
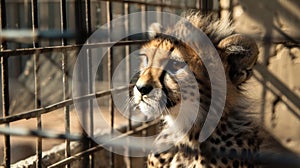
[141,0,146,32]
[123,2,133,167]
[201,0,208,13]
[0,40,147,57]
[200,0,214,14]
[140,0,148,157]
[0,85,134,124]
[86,0,92,34]
[31,0,42,167]
[97,0,198,10]
[141,1,150,166]
[0,29,75,43]
[124,3,131,131]
[106,1,115,167]
[0,0,10,167]
[1,37,298,57]
[156,0,162,24]
[0,46,10,168]
[0,126,82,141]
[73,0,97,166]
[84,0,95,167]
[196,0,200,9]
[75,0,87,45]
[59,0,71,167]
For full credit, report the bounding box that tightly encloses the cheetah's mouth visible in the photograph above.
[133,86,168,120]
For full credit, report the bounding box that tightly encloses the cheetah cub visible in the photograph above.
[132,12,299,168]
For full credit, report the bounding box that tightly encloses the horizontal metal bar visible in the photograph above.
[1,37,298,58]
[0,85,134,124]
[0,126,82,141]
[254,62,300,115]
[0,40,147,57]
[48,119,159,168]
[0,30,76,43]
[97,0,199,10]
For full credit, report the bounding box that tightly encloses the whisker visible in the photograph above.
[120,96,137,117]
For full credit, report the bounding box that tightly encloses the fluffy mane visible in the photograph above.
[183,11,234,44]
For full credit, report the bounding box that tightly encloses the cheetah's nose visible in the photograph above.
[136,84,153,95]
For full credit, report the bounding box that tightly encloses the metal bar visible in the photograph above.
[196,0,200,9]
[86,0,92,34]
[97,0,199,10]
[140,0,146,33]
[1,37,298,57]
[75,0,87,45]
[106,1,114,167]
[156,0,162,23]
[85,0,94,167]
[4,0,199,9]
[123,2,133,167]
[75,0,97,162]
[0,84,133,124]
[124,3,131,132]
[31,0,42,167]
[0,49,10,168]
[0,0,10,167]
[48,120,160,168]
[140,0,148,156]
[0,126,82,141]
[34,51,42,168]
[201,0,208,13]
[0,29,75,42]
[59,0,71,167]
[0,40,147,57]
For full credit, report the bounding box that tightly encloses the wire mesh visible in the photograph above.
[0,0,299,167]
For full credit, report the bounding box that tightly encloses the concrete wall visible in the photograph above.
[220,0,300,153]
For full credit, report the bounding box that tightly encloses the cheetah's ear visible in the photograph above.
[217,34,259,86]
[148,23,164,39]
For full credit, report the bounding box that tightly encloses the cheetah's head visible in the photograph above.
[132,14,258,136]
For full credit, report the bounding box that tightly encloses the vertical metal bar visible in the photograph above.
[201,0,213,14]
[219,0,232,20]
[124,3,131,130]
[85,0,92,34]
[141,2,148,166]
[0,55,10,168]
[123,2,133,167]
[141,0,146,135]
[156,0,162,24]
[1,2,10,167]
[201,0,210,14]
[75,0,90,167]
[140,0,146,34]
[196,0,200,9]
[85,0,94,167]
[106,1,114,168]
[31,0,42,167]
[60,0,71,168]
[75,0,87,44]
[160,0,165,23]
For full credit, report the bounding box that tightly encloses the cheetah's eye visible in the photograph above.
[166,59,186,74]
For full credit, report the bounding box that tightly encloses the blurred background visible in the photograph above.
[0,0,299,167]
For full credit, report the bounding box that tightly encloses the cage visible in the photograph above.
[0,0,299,168]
